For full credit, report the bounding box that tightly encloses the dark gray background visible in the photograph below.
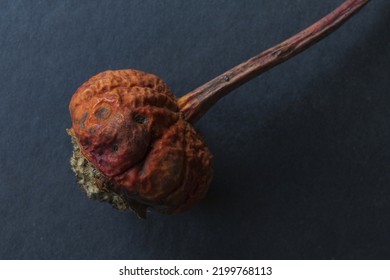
[0,0,389,259]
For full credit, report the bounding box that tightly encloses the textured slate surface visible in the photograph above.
[0,0,389,259]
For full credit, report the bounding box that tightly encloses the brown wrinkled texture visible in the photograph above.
[69,69,213,214]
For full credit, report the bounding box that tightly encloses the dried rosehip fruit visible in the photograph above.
[68,70,213,218]
[68,0,368,218]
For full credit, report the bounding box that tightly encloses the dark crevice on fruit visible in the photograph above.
[112,143,119,153]
[133,114,147,124]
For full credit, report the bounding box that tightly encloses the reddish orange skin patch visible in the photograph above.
[69,69,213,213]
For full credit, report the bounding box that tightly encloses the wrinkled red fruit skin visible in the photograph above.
[69,69,213,213]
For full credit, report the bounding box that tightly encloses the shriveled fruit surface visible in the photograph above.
[68,70,213,217]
